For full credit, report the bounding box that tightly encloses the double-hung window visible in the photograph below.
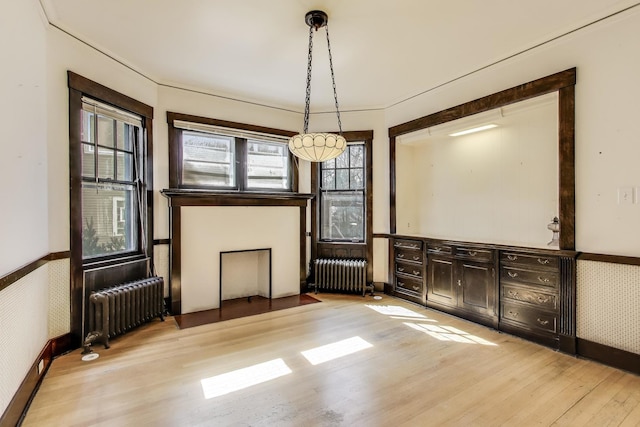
[171,116,294,192]
[319,143,366,242]
[80,98,144,259]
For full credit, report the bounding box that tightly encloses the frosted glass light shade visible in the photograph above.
[288,133,347,162]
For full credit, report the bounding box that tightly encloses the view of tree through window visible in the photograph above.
[320,144,365,241]
[80,100,142,258]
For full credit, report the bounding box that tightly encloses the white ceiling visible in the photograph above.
[41,0,638,112]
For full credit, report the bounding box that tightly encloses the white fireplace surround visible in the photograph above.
[180,206,300,313]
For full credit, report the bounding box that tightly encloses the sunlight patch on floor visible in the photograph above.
[365,304,428,319]
[301,336,373,365]
[201,358,292,399]
[404,322,497,346]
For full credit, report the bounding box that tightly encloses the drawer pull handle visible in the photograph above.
[398,254,405,258]
[507,255,518,261]
[398,267,405,272]
[508,310,519,318]
[413,270,421,276]
[398,281,405,287]
[412,286,420,291]
[433,247,441,252]
[411,244,418,249]
[508,271,519,278]
[508,290,518,298]
[457,279,462,287]
[536,318,549,326]
[537,258,550,265]
[537,296,550,304]
[412,256,421,261]
[468,250,477,256]
[538,276,550,283]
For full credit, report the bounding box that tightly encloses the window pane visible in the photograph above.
[97,147,115,180]
[336,169,349,190]
[335,150,349,169]
[81,143,95,178]
[117,152,133,181]
[323,158,335,169]
[82,182,138,258]
[182,131,235,187]
[350,145,364,167]
[82,111,94,143]
[97,115,115,147]
[246,140,290,189]
[321,191,364,241]
[322,170,335,189]
[117,122,134,151]
[350,169,364,189]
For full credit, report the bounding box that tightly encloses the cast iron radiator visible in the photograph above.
[314,258,370,296]
[84,276,164,351]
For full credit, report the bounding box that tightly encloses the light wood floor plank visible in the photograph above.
[23,294,640,426]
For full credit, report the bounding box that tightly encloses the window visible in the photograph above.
[320,144,366,241]
[168,113,297,192]
[80,98,144,259]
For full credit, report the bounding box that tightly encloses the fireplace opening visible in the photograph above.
[219,248,272,307]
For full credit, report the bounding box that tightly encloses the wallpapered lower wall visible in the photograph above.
[48,259,70,338]
[0,266,50,416]
[577,260,640,355]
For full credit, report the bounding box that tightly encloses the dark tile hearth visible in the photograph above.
[173,293,321,329]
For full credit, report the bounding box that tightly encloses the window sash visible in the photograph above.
[319,143,366,242]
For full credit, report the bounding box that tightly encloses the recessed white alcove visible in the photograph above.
[220,249,271,303]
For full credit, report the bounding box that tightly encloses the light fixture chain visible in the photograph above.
[325,23,343,134]
[303,26,314,134]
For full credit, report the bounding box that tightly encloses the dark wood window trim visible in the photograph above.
[167,111,299,193]
[68,71,154,346]
[389,68,576,250]
[311,130,374,283]
[160,190,313,314]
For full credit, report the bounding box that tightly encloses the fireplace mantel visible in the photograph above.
[161,189,314,207]
[161,189,314,314]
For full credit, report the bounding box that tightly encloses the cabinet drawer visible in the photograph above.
[427,243,452,255]
[394,239,423,251]
[501,284,557,310]
[395,248,423,264]
[395,261,423,279]
[455,247,494,262]
[501,266,559,289]
[501,302,557,333]
[396,274,424,296]
[501,252,559,270]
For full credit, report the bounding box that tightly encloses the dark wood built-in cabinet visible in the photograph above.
[427,243,498,328]
[392,239,426,304]
[389,236,577,353]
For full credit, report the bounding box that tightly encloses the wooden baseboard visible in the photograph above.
[577,338,640,375]
[0,334,72,427]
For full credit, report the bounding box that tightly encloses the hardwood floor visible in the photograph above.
[24,294,640,426]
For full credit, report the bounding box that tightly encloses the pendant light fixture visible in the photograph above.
[288,10,347,162]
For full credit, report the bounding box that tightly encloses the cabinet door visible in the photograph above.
[428,256,455,306]
[458,261,495,317]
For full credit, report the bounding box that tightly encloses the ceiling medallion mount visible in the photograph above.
[305,10,328,30]
[288,10,347,163]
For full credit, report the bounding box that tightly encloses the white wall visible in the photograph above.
[0,1,48,275]
[387,6,640,258]
[0,0,50,417]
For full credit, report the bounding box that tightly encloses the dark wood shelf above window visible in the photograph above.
[161,189,314,207]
